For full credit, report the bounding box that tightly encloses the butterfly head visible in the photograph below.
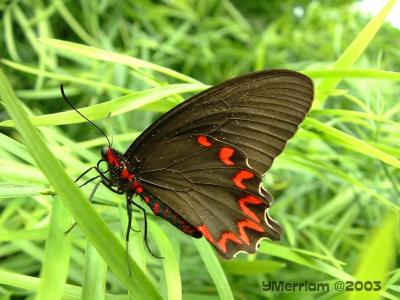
[100,146,134,191]
[101,146,120,166]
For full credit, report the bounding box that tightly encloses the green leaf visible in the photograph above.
[259,242,354,281]
[0,183,44,198]
[193,239,234,300]
[0,269,122,300]
[39,38,202,84]
[221,259,285,275]
[148,220,182,300]
[305,118,400,169]
[81,241,107,300]
[0,83,207,127]
[1,59,132,94]
[347,212,397,300]
[304,68,400,81]
[316,0,397,105]
[36,197,71,300]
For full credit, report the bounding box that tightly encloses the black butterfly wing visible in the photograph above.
[125,69,314,175]
[125,70,314,257]
[136,135,282,258]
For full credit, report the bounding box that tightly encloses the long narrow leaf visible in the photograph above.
[39,38,202,84]
[0,83,207,127]
[316,0,396,105]
[36,197,71,300]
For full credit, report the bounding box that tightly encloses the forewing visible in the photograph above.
[125,69,314,174]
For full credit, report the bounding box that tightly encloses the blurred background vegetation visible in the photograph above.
[0,0,399,299]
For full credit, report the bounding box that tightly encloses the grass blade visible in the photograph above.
[193,239,234,300]
[81,241,107,300]
[316,0,396,105]
[0,269,122,300]
[36,197,71,300]
[39,38,202,84]
[0,83,207,127]
[305,118,400,169]
[148,220,182,300]
[348,212,397,300]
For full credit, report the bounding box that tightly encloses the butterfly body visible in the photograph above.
[96,70,313,258]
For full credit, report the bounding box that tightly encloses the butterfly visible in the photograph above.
[65,69,314,259]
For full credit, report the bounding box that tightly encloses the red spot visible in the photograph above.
[107,149,120,167]
[197,135,212,147]
[136,186,143,193]
[219,147,234,166]
[239,195,263,223]
[153,203,159,215]
[237,219,265,244]
[217,232,243,253]
[197,224,214,243]
[233,170,254,189]
[121,168,133,180]
[144,196,150,203]
[132,180,139,189]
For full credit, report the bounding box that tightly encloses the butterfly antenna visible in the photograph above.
[60,84,112,148]
[105,112,114,147]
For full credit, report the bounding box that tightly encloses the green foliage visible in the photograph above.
[0,1,399,299]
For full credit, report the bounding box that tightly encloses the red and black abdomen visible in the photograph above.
[139,190,202,239]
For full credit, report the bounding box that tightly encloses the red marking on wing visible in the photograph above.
[136,186,143,193]
[197,135,212,147]
[144,196,150,203]
[237,219,265,245]
[107,149,120,167]
[153,203,159,215]
[239,195,263,223]
[217,232,243,253]
[219,147,234,166]
[197,224,214,243]
[233,170,254,189]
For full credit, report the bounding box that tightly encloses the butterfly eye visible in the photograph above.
[101,146,109,159]
[97,160,109,173]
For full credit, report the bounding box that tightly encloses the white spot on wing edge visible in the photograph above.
[232,206,282,258]
[232,182,281,258]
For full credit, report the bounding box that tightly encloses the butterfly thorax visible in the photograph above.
[101,146,140,193]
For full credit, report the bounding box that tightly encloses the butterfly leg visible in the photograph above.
[74,166,96,183]
[77,175,100,188]
[129,198,164,259]
[99,179,125,195]
[125,194,133,276]
[65,181,101,234]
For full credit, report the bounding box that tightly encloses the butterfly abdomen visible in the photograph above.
[139,190,202,238]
